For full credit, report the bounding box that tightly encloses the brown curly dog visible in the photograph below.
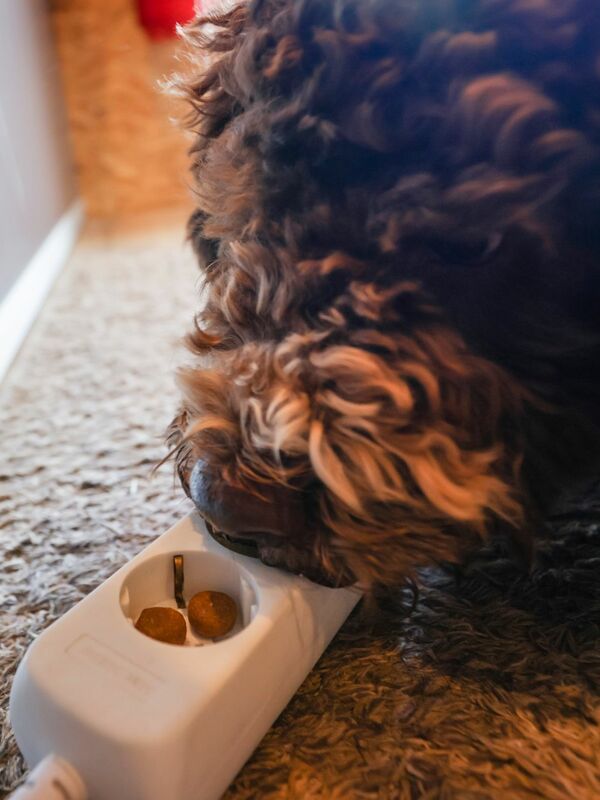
[167,0,600,593]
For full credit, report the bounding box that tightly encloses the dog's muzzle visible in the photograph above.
[188,460,345,586]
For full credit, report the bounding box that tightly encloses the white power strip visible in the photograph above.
[9,514,360,800]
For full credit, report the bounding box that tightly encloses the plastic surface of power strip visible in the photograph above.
[10,513,360,800]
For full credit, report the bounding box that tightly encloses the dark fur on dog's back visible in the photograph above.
[170,0,600,591]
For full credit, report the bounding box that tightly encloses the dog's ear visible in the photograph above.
[180,4,249,138]
[187,209,219,268]
[180,3,263,248]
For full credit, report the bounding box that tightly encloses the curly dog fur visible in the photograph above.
[168,0,600,592]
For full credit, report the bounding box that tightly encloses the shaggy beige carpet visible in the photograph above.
[49,0,192,219]
[2,220,600,799]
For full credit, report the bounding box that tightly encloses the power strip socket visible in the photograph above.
[10,513,360,800]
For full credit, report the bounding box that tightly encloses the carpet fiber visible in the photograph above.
[2,221,600,799]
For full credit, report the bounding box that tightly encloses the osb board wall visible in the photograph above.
[49,0,194,219]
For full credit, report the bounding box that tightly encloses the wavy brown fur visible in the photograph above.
[170,0,600,592]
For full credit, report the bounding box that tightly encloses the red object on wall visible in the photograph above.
[137,0,196,39]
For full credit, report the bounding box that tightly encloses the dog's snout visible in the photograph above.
[188,462,351,587]
[189,459,250,535]
[189,460,305,539]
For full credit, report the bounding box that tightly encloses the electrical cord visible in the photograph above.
[8,755,87,800]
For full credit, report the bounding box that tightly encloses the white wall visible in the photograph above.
[0,0,76,302]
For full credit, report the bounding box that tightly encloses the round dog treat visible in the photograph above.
[135,606,187,645]
[188,591,237,638]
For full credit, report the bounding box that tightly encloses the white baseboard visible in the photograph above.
[0,200,84,384]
